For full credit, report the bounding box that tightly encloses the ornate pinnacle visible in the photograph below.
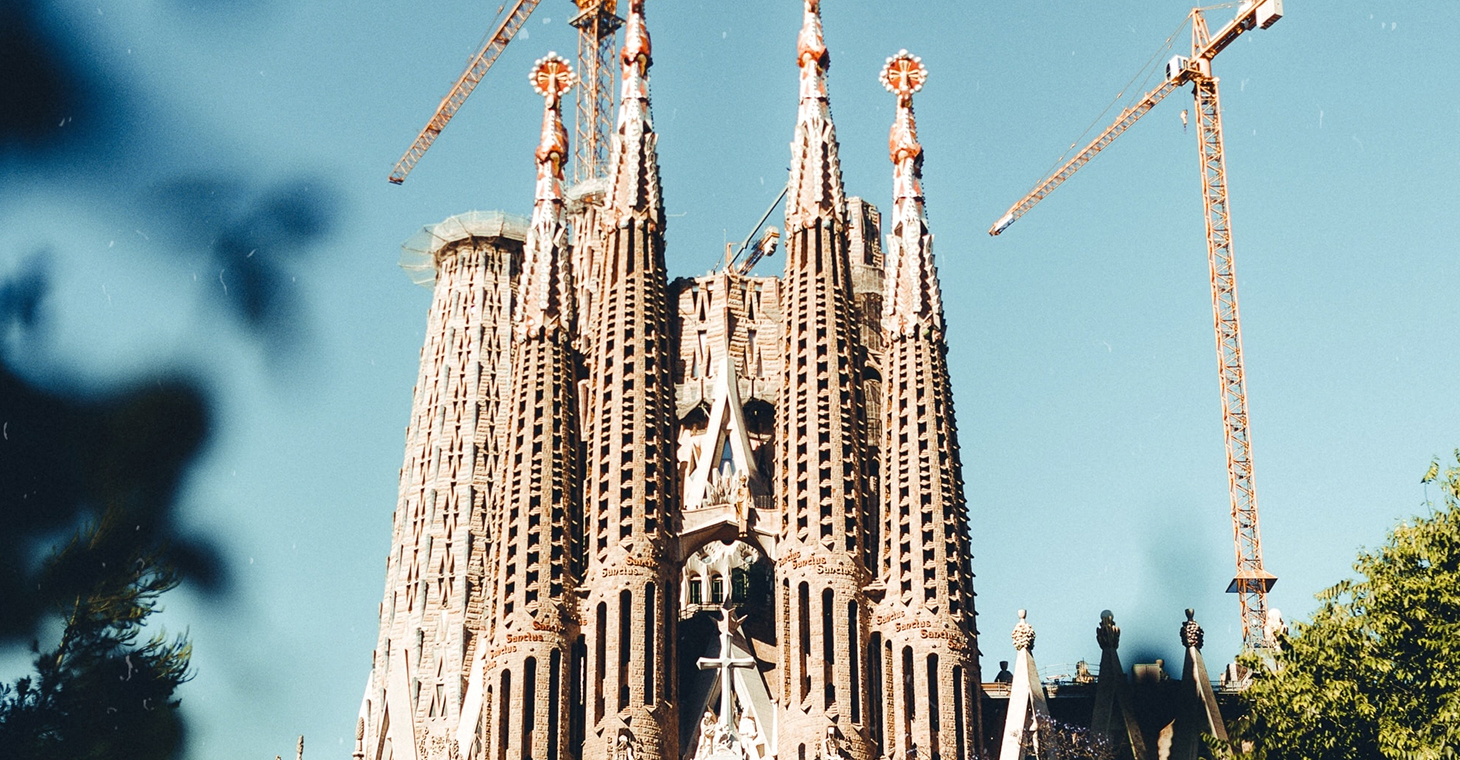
[881,50,939,334]
[786,0,845,228]
[1096,609,1121,651]
[1011,609,1036,652]
[1181,608,1205,650]
[521,54,576,336]
[881,50,925,193]
[621,0,650,79]
[531,53,576,196]
[797,0,829,77]
[604,0,662,225]
[880,49,926,102]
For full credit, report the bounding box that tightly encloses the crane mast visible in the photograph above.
[571,0,622,183]
[991,0,1283,652]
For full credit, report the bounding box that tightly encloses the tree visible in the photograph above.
[1223,451,1460,759]
[0,508,193,760]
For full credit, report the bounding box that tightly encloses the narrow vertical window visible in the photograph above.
[523,657,537,760]
[644,582,656,705]
[953,665,966,760]
[822,588,835,709]
[594,604,606,722]
[498,669,512,760]
[548,650,561,760]
[798,582,811,700]
[848,600,860,723]
[571,638,586,754]
[927,654,940,760]
[619,590,632,710]
[902,646,915,727]
[868,632,883,747]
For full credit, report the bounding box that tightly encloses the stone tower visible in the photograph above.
[775,3,875,760]
[871,52,981,760]
[580,3,679,759]
[357,5,981,760]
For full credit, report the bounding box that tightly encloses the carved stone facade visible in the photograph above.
[358,4,980,760]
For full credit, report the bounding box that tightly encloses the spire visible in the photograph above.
[581,5,679,757]
[786,0,846,229]
[520,53,577,337]
[604,0,663,226]
[880,50,941,336]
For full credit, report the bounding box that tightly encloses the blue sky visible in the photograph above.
[2,0,1457,757]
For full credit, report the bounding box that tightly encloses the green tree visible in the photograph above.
[0,508,192,760]
[1224,451,1460,760]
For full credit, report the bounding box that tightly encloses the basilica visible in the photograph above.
[356,2,984,759]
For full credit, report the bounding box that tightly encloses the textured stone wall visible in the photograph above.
[362,233,520,760]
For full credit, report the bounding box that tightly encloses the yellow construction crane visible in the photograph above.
[990,0,1284,652]
[387,0,621,186]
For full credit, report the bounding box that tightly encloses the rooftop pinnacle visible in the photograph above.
[520,53,577,337]
[880,50,941,335]
[786,0,845,229]
[604,0,663,226]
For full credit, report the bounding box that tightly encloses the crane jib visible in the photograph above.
[387,0,545,185]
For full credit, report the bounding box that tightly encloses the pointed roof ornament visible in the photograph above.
[519,53,577,338]
[786,0,846,230]
[880,51,941,336]
[604,0,663,226]
[999,610,1054,760]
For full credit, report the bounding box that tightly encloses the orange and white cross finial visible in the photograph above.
[881,51,925,182]
[530,54,575,190]
[880,49,926,103]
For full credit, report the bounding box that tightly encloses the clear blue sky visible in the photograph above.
[2,0,1457,757]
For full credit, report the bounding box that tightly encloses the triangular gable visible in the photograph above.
[684,355,758,510]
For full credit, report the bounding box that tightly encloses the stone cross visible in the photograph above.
[697,609,756,731]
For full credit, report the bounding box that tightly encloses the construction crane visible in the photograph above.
[571,0,622,183]
[387,0,622,186]
[989,0,1283,652]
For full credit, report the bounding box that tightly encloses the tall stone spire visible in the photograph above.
[874,51,983,760]
[477,53,582,760]
[604,0,663,228]
[777,3,873,759]
[786,0,846,229]
[582,1,679,758]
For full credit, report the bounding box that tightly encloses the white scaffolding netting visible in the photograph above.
[399,210,529,287]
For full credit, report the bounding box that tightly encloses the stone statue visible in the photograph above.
[994,660,1013,683]
[818,724,849,760]
[738,710,766,759]
[695,710,718,758]
[613,729,638,760]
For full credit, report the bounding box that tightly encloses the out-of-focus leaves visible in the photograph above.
[149,175,338,341]
[0,270,223,644]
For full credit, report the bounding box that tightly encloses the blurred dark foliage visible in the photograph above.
[0,264,222,645]
[150,175,337,338]
[0,0,115,159]
[0,509,192,760]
